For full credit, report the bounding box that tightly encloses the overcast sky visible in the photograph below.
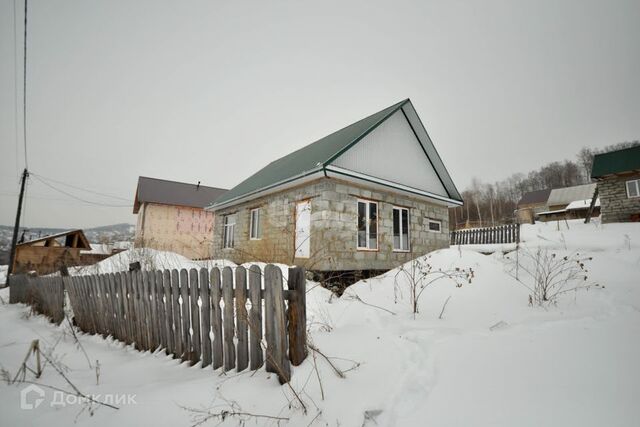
[1,0,639,229]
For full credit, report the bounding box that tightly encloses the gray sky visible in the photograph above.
[1,0,639,228]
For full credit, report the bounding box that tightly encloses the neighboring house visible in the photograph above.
[13,229,91,275]
[591,145,640,223]
[537,198,600,222]
[206,99,463,273]
[536,183,598,222]
[546,183,597,211]
[516,188,551,223]
[133,177,227,259]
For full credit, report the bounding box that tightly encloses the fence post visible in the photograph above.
[248,265,263,370]
[179,269,191,361]
[287,267,307,366]
[210,268,223,370]
[265,264,291,384]
[221,267,235,371]
[189,268,201,364]
[235,266,249,372]
[199,268,212,368]
[171,269,182,358]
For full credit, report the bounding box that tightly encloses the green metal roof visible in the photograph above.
[210,99,461,208]
[591,145,640,179]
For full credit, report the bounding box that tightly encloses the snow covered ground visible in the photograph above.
[0,264,7,286]
[0,220,639,426]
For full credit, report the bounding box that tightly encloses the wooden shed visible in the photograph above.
[12,229,92,275]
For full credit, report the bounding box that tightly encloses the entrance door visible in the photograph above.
[295,200,311,258]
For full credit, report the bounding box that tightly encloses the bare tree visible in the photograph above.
[394,256,473,317]
[504,248,597,305]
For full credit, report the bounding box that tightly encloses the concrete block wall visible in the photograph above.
[212,178,451,271]
[598,174,640,223]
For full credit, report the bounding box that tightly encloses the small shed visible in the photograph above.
[13,229,92,275]
[537,198,601,222]
[516,188,551,223]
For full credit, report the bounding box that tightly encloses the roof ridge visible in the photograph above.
[138,176,228,191]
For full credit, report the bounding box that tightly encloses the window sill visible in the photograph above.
[393,249,411,253]
[356,248,379,252]
[249,238,262,241]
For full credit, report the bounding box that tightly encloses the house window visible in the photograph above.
[626,179,640,198]
[393,207,410,251]
[249,208,261,240]
[357,200,378,250]
[427,218,441,233]
[223,214,236,248]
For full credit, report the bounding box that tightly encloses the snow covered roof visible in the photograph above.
[566,198,600,210]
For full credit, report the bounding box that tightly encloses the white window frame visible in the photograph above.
[249,208,261,240]
[626,179,640,199]
[427,218,442,233]
[223,214,236,249]
[392,206,410,252]
[357,199,378,251]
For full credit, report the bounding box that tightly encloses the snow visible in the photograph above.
[566,197,600,210]
[69,248,235,275]
[1,221,639,426]
[0,265,7,286]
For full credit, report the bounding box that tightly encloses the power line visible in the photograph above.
[30,172,131,201]
[30,175,132,208]
[22,0,28,169]
[13,0,19,178]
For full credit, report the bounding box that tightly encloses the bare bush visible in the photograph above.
[504,247,596,305]
[394,256,473,316]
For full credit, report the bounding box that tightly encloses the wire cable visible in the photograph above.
[30,172,131,202]
[30,175,132,208]
[13,0,20,178]
[22,0,28,169]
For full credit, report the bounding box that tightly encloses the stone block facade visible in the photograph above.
[212,178,450,271]
[597,174,640,223]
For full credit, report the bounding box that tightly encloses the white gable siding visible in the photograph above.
[332,110,448,197]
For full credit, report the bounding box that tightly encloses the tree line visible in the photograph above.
[450,140,639,229]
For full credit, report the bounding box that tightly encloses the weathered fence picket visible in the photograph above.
[9,264,307,383]
[235,266,249,372]
[8,274,64,324]
[248,265,263,370]
[450,223,521,246]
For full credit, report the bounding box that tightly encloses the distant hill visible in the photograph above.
[0,223,135,265]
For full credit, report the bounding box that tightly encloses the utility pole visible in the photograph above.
[8,168,29,279]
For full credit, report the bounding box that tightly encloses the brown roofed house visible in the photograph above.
[133,177,227,259]
[13,229,92,275]
[516,188,551,224]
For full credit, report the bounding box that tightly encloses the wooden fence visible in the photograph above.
[9,264,307,383]
[450,223,520,245]
[8,274,65,324]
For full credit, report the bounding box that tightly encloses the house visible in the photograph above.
[516,188,551,223]
[536,183,598,222]
[537,198,601,222]
[591,145,640,223]
[206,99,463,273]
[12,229,91,275]
[133,177,227,259]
